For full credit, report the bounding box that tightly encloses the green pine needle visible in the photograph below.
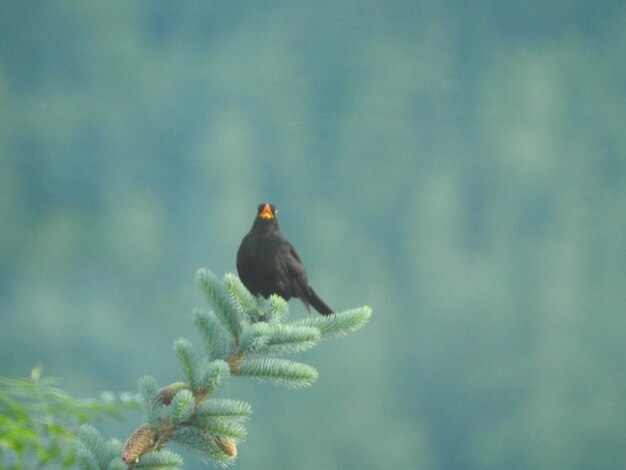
[193,308,236,361]
[172,426,237,468]
[195,398,252,418]
[196,269,242,338]
[263,324,321,354]
[234,358,318,388]
[238,322,270,353]
[173,339,198,392]
[104,458,126,470]
[138,376,161,426]
[196,359,230,395]
[76,424,105,456]
[75,424,102,468]
[224,272,259,320]
[75,425,123,470]
[75,447,99,470]
[130,449,184,468]
[164,389,195,425]
[292,306,372,340]
[266,294,289,323]
[185,416,247,441]
[104,440,124,466]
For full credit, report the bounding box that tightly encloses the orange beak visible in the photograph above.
[259,203,274,220]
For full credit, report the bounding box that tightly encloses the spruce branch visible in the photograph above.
[76,424,107,468]
[195,398,252,419]
[185,416,247,441]
[77,269,371,469]
[262,324,321,354]
[75,424,125,470]
[233,358,319,388]
[173,339,199,393]
[161,389,195,426]
[238,321,271,353]
[170,426,236,467]
[194,309,237,361]
[196,269,242,339]
[195,359,231,397]
[138,376,161,427]
[224,272,259,321]
[127,450,184,469]
[292,306,373,340]
[267,294,289,323]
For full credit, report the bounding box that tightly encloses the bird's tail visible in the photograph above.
[308,287,333,316]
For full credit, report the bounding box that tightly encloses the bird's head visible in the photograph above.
[256,203,278,221]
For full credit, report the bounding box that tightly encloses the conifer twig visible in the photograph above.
[76,269,371,469]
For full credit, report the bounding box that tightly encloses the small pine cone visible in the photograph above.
[214,435,237,457]
[156,382,189,406]
[122,424,157,463]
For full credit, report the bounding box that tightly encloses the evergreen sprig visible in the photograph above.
[234,358,319,388]
[197,269,243,339]
[174,339,199,392]
[164,389,195,425]
[128,450,184,469]
[76,269,371,469]
[76,425,126,470]
[195,398,252,418]
[292,306,374,340]
[194,309,236,360]
[138,376,161,427]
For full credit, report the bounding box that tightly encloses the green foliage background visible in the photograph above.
[1,1,625,468]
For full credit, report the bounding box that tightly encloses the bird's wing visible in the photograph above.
[280,244,310,298]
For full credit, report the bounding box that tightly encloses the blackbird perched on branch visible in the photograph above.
[236,203,333,315]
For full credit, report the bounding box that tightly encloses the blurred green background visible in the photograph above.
[1,1,625,469]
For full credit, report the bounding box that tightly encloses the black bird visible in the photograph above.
[237,203,333,315]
